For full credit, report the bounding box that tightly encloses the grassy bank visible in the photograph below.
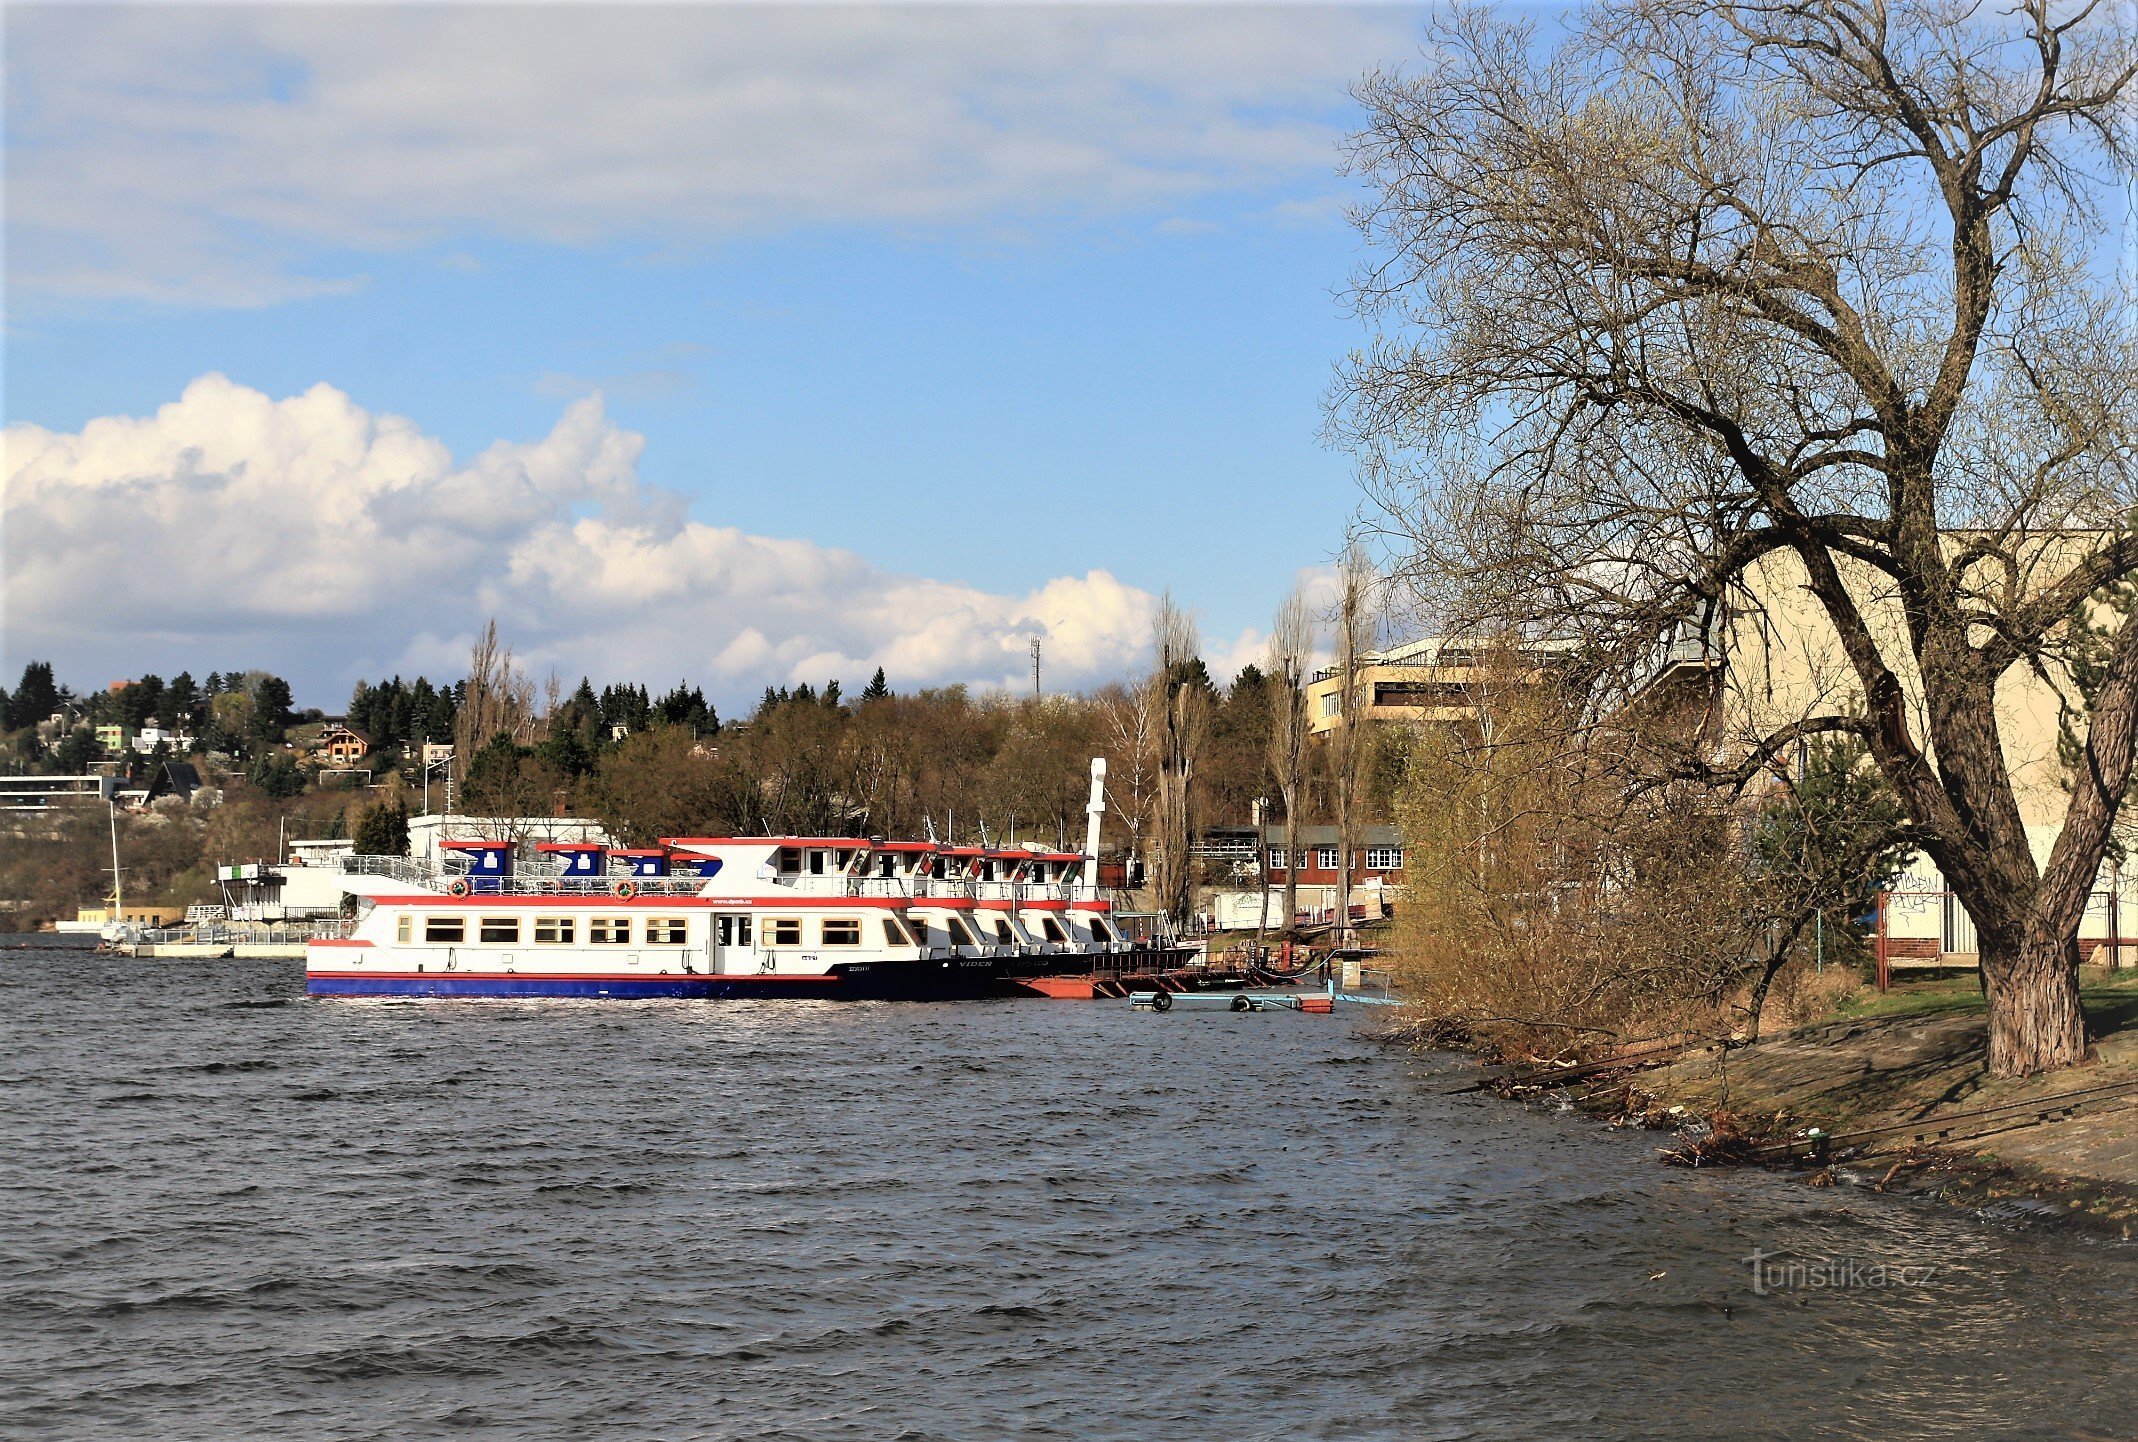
[1451,967,2138,1233]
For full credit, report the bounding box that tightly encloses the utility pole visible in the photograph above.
[1031,637,1042,698]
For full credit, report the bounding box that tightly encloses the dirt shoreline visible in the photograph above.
[1399,968,2138,1237]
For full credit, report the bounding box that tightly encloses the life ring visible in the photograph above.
[613,879,639,899]
[446,879,471,898]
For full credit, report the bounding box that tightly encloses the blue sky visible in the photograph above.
[3,4,1436,710]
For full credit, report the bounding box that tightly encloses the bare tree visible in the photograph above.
[1096,682,1155,865]
[1327,546,1380,943]
[1338,1,2136,1074]
[1266,584,1316,936]
[455,619,539,760]
[1146,595,1209,928]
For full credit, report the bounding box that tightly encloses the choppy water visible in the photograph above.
[2,941,2133,1441]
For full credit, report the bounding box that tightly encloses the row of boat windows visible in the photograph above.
[393,913,1104,947]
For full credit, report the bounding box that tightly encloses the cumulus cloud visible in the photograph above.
[6,5,1417,305]
[1,374,1160,706]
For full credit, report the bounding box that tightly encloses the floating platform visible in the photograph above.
[999,966,1264,1000]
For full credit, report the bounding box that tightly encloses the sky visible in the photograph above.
[2,2,1440,713]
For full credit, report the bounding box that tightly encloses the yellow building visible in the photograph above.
[1304,637,1569,736]
[1670,542,2130,964]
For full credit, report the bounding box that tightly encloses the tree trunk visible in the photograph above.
[1980,930,2088,1076]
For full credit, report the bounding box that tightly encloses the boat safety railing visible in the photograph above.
[844,876,910,898]
[339,854,434,885]
[480,876,707,896]
[123,919,357,946]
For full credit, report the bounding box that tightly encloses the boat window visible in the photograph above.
[882,918,911,946]
[808,850,826,875]
[424,916,463,944]
[992,918,1015,944]
[535,917,576,944]
[396,915,412,944]
[479,916,519,944]
[768,918,802,946]
[646,918,688,944]
[590,917,632,944]
[1090,918,1116,942]
[777,847,801,874]
[945,917,976,947]
[1042,917,1067,943]
[823,919,862,946]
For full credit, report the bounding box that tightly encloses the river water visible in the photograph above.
[2,942,2133,1441]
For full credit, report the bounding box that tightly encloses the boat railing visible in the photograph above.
[478,876,708,896]
[339,854,433,885]
[843,875,910,898]
[1010,881,1073,903]
[127,918,357,946]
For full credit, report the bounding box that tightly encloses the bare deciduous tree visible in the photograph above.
[1338,0,2136,1074]
[1266,583,1316,936]
[1146,595,1209,927]
[456,619,539,759]
[1327,546,1380,944]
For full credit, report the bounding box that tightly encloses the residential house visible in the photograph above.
[131,718,195,752]
[317,723,373,766]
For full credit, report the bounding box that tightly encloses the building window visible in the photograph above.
[396,915,412,944]
[590,917,632,944]
[1320,693,1342,718]
[823,918,862,946]
[646,918,688,944]
[479,917,519,944]
[882,918,912,946]
[1266,847,1288,870]
[1316,847,1340,870]
[535,917,576,944]
[424,916,465,944]
[768,918,803,946]
[1365,847,1404,870]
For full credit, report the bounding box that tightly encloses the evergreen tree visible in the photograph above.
[353,797,411,857]
[166,672,202,730]
[54,727,97,772]
[247,752,305,799]
[821,680,842,709]
[861,667,890,703]
[7,661,59,731]
[251,675,295,745]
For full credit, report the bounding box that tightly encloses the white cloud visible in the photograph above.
[5,5,1417,306]
[1,374,1161,707]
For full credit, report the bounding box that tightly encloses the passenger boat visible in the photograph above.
[305,759,1177,1001]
